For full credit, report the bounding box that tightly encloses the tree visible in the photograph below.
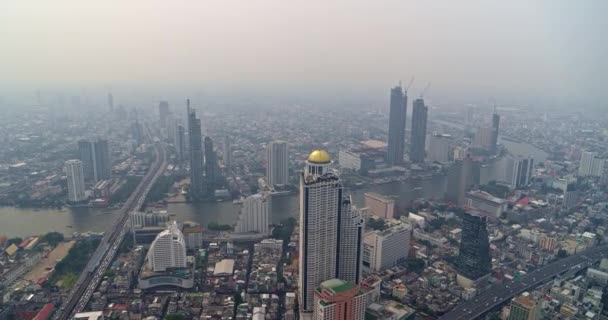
[405,258,425,273]
[367,218,387,231]
[164,314,185,320]
[208,221,232,231]
[42,232,64,247]
[6,237,23,246]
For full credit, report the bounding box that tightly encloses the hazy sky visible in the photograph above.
[1,1,606,107]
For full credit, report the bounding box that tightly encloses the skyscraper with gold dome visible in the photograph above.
[298,149,365,316]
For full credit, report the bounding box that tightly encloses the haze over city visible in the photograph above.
[1,0,607,108]
[2,2,608,320]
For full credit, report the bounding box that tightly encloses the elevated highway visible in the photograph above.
[439,245,608,320]
[53,142,167,320]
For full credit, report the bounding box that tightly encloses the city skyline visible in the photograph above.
[1,1,607,108]
[2,2,608,320]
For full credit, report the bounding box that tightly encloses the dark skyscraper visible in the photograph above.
[491,112,500,154]
[410,98,428,164]
[176,124,186,162]
[78,139,94,181]
[204,136,218,186]
[93,139,112,180]
[386,85,407,165]
[187,100,205,198]
[159,101,170,128]
[78,139,111,182]
[457,211,491,282]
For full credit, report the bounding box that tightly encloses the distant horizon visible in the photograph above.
[2,1,607,109]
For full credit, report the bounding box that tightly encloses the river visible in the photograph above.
[0,139,546,238]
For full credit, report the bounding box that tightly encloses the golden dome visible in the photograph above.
[307,149,331,164]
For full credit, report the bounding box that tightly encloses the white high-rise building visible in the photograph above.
[267,141,289,188]
[235,193,270,235]
[578,151,605,177]
[363,223,411,272]
[495,155,534,189]
[64,159,86,202]
[299,150,365,314]
[146,221,187,272]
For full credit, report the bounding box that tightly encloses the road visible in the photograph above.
[439,245,608,320]
[53,141,167,320]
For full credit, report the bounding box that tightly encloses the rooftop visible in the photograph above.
[319,278,354,294]
[307,149,331,164]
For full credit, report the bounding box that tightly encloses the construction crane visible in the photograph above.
[406,77,415,91]
[420,82,431,99]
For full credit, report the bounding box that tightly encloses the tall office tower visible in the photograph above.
[299,150,365,314]
[159,100,170,127]
[78,139,112,182]
[131,120,143,145]
[78,139,94,181]
[563,183,579,209]
[457,211,491,288]
[235,193,270,235]
[107,93,114,112]
[364,192,395,220]
[146,221,186,272]
[223,136,232,171]
[64,160,86,202]
[410,98,428,164]
[187,100,205,198]
[428,133,453,164]
[312,279,367,320]
[363,223,411,272]
[337,199,365,284]
[204,136,218,186]
[386,85,407,165]
[508,294,541,320]
[497,155,534,189]
[491,112,500,154]
[176,124,186,162]
[267,140,289,188]
[92,139,112,180]
[473,126,495,150]
[578,151,606,177]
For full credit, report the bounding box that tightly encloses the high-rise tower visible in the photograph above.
[491,111,500,155]
[267,140,289,188]
[386,85,407,165]
[176,124,186,162]
[78,139,111,182]
[457,210,491,287]
[187,100,205,198]
[204,136,218,186]
[146,221,187,272]
[299,150,365,314]
[410,98,428,164]
[64,159,86,203]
